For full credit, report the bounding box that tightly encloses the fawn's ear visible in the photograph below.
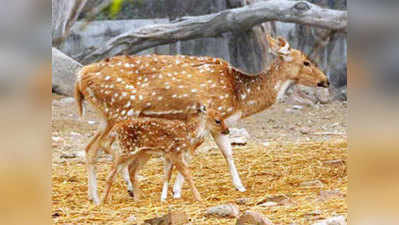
[267,35,291,56]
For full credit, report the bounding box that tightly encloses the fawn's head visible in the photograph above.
[267,35,329,88]
[194,105,229,136]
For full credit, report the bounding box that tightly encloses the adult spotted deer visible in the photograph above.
[75,35,329,203]
[101,105,228,203]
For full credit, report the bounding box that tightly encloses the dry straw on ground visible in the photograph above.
[52,139,347,224]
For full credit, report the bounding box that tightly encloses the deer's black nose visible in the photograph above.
[317,80,329,88]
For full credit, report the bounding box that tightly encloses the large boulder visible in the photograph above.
[52,47,82,96]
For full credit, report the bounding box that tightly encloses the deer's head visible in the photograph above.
[267,35,329,88]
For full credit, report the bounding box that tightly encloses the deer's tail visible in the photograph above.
[74,71,85,118]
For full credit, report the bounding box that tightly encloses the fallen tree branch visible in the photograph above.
[81,0,347,63]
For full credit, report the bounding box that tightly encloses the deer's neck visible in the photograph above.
[233,60,292,118]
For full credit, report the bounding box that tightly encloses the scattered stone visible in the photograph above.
[229,128,250,145]
[236,198,250,205]
[299,128,310,134]
[259,202,278,207]
[262,142,271,147]
[206,203,240,218]
[300,180,324,188]
[292,105,304,110]
[285,108,298,113]
[70,131,81,137]
[52,136,63,142]
[127,215,137,223]
[236,211,274,225]
[318,190,345,201]
[59,97,75,105]
[312,216,346,225]
[60,153,77,159]
[257,194,289,206]
[144,211,188,225]
[322,160,345,166]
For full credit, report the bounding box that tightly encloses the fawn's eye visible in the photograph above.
[215,119,221,124]
[303,61,310,66]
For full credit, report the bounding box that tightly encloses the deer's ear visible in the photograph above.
[277,37,290,55]
[266,34,280,55]
[267,35,291,56]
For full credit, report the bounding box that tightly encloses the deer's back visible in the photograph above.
[78,55,239,122]
[115,117,198,155]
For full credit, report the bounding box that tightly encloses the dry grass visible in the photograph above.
[52,139,347,224]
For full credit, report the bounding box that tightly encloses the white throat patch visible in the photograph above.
[276,80,294,103]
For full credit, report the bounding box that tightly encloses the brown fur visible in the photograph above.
[101,109,228,202]
[76,35,328,202]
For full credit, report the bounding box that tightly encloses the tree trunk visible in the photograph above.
[52,0,87,47]
[52,48,82,96]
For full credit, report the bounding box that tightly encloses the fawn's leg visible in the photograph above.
[102,135,134,193]
[173,152,191,199]
[212,132,246,192]
[129,151,151,201]
[170,153,202,201]
[161,158,173,202]
[102,162,121,204]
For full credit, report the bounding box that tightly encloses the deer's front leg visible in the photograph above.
[212,133,246,192]
[161,158,173,202]
[173,152,191,199]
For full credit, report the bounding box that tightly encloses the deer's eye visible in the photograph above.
[215,119,221,124]
[303,61,310,66]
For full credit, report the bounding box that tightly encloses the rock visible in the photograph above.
[312,216,346,225]
[60,153,77,159]
[285,108,298,113]
[206,203,240,218]
[70,131,81,137]
[236,198,250,205]
[229,128,250,145]
[300,180,324,188]
[127,215,137,223]
[318,190,345,201]
[88,120,96,125]
[292,105,304,110]
[299,128,310,134]
[262,142,271,147]
[52,47,82,96]
[257,195,289,206]
[59,97,75,105]
[322,160,345,166]
[52,136,63,142]
[144,211,188,225]
[258,202,277,207]
[236,211,274,225]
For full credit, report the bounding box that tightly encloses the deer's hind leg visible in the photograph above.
[85,120,113,204]
[128,151,151,201]
[169,152,201,201]
[161,158,173,202]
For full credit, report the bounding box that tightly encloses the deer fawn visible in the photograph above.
[100,105,228,203]
[75,35,329,203]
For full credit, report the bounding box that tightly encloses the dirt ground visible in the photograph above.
[51,94,347,224]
